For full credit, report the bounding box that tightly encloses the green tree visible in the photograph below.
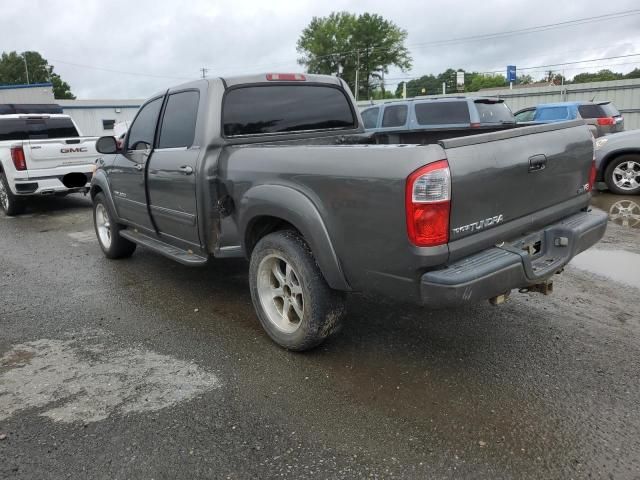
[297,12,412,100]
[572,69,624,84]
[0,50,75,99]
[625,68,640,79]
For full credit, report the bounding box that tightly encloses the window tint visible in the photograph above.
[381,105,408,128]
[0,119,27,141]
[578,104,606,119]
[515,109,536,122]
[535,107,570,121]
[127,97,163,149]
[0,118,79,141]
[598,102,620,117]
[223,85,355,136]
[474,101,514,123]
[158,91,200,148]
[361,107,380,129]
[415,101,470,125]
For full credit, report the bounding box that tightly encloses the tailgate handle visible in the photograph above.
[528,154,547,172]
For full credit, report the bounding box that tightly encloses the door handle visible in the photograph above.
[179,165,194,175]
[528,154,547,172]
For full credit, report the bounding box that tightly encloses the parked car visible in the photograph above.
[594,129,640,194]
[0,113,100,215]
[91,73,606,351]
[360,97,516,144]
[514,101,624,137]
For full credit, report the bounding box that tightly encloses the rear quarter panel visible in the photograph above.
[220,143,448,298]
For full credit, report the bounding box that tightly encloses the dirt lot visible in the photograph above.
[1,192,639,479]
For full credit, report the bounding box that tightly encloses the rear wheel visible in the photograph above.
[604,155,640,195]
[0,172,25,216]
[93,193,136,259]
[249,230,346,351]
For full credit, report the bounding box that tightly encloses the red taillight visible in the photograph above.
[596,117,615,126]
[10,146,26,171]
[266,73,306,81]
[588,159,597,190]
[406,160,451,247]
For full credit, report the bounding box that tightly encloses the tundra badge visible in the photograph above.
[453,214,504,235]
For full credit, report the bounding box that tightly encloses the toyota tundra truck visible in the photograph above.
[90,73,607,351]
[0,113,100,215]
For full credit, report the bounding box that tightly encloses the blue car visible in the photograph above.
[514,101,624,137]
[360,97,515,133]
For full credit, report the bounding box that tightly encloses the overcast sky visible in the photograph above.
[2,0,640,99]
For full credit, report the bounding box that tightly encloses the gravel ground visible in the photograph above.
[0,192,638,479]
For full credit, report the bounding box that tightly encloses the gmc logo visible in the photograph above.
[61,147,88,154]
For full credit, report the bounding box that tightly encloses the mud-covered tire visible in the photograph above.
[93,193,136,259]
[604,154,640,195]
[0,172,25,216]
[249,230,346,351]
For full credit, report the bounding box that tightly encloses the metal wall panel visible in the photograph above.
[357,78,640,130]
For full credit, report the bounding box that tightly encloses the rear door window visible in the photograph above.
[474,101,514,123]
[223,85,356,136]
[158,90,200,148]
[127,97,163,149]
[515,109,536,122]
[361,107,380,129]
[577,104,606,119]
[0,118,79,140]
[415,102,470,125]
[535,107,571,121]
[381,105,408,128]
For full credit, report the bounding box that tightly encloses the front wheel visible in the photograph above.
[0,172,25,216]
[604,155,640,195]
[93,193,136,259]
[249,230,346,351]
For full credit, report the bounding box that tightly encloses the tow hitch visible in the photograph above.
[489,279,554,305]
[519,280,554,295]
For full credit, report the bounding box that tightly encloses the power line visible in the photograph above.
[48,58,192,80]
[380,53,640,85]
[45,9,640,83]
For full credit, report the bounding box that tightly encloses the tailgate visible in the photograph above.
[442,120,593,243]
[27,137,100,170]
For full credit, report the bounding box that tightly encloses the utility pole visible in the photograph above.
[23,53,30,85]
[354,51,359,102]
[200,67,208,79]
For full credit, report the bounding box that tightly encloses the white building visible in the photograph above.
[0,83,142,136]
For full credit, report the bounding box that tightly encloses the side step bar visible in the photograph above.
[119,230,208,266]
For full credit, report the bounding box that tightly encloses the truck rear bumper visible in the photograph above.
[13,166,93,196]
[420,209,608,307]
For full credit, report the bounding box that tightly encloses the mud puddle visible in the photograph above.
[571,248,640,289]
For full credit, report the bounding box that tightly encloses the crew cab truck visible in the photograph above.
[91,74,608,351]
[0,113,99,215]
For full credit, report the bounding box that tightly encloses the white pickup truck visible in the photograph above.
[0,114,100,215]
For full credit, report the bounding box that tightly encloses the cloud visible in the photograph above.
[1,0,639,98]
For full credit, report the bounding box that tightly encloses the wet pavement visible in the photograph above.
[1,192,639,479]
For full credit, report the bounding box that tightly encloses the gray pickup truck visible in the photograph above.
[91,73,607,351]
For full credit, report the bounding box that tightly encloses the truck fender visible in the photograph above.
[239,184,351,291]
[90,170,120,223]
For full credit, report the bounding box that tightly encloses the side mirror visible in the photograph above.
[96,136,118,154]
